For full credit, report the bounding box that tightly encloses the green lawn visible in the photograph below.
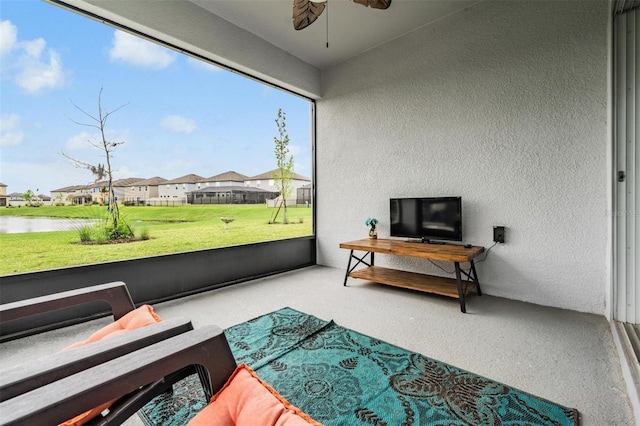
[0,205,312,275]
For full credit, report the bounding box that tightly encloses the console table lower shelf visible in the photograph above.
[348,266,476,299]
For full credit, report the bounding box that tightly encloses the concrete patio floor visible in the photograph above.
[1,265,635,425]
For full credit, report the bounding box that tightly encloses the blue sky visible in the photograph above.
[0,0,311,195]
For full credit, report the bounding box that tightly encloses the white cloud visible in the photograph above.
[21,38,45,57]
[65,132,97,151]
[109,31,175,69]
[0,20,18,55]
[0,114,24,146]
[160,115,196,134]
[0,20,65,93]
[15,47,63,93]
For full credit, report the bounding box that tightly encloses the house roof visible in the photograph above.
[112,177,146,187]
[249,169,310,181]
[83,178,145,189]
[0,183,6,187]
[51,184,87,192]
[133,176,168,186]
[199,171,249,182]
[164,174,206,184]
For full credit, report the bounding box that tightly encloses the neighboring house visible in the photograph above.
[196,171,248,189]
[8,192,25,202]
[124,176,167,204]
[158,174,205,199]
[85,181,109,204]
[50,185,90,205]
[112,178,145,203]
[37,194,52,205]
[85,178,144,205]
[188,186,278,204]
[188,171,274,204]
[246,169,311,206]
[6,192,28,207]
[0,183,8,207]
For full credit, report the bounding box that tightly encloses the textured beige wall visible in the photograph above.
[316,0,610,314]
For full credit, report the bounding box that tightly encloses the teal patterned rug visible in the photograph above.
[139,307,579,425]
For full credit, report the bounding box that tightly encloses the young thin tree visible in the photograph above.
[22,189,34,206]
[272,109,294,224]
[61,87,131,239]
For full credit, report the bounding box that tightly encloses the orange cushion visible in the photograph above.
[63,304,161,351]
[59,305,161,426]
[188,363,322,426]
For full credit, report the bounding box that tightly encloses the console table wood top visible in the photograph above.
[339,238,484,263]
[340,239,485,312]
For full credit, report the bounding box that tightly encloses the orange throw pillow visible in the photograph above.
[59,305,162,426]
[188,363,322,426]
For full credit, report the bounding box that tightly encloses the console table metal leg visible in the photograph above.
[470,260,482,296]
[343,250,375,286]
[343,250,354,286]
[454,262,466,313]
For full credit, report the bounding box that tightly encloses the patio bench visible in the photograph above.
[0,317,193,401]
[0,324,237,426]
[0,280,210,425]
[0,281,136,341]
[0,280,136,325]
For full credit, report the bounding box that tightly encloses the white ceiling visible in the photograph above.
[189,0,479,70]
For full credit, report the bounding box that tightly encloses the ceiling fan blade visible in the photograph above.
[293,0,326,31]
[352,0,392,10]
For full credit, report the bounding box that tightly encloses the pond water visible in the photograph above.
[0,216,98,234]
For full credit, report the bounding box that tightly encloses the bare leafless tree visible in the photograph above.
[61,87,131,238]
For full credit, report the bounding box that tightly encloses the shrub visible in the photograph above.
[101,219,133,240]
[139,227,150,240]
[93,227,109,244]
[116,221,134,239]
[78,226,92,243]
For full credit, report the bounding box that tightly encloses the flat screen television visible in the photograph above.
[390,196,462,242]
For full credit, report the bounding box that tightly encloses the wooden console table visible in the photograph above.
[340,239,485,313]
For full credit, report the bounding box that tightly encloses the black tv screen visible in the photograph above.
[390,197,462,242]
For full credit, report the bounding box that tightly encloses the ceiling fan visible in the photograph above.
[293,0,392,31]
